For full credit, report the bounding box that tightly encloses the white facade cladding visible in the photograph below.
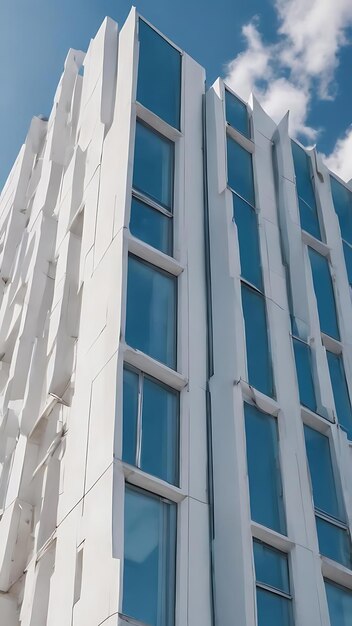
[0,9,352,626]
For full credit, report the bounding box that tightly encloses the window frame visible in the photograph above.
[121,483,178,626]
[244,401,287,535]
[325,347,352,439]
[125,253,178,370]
[291,334,318,414]
[253,539,294,625]
[122,363,180,486]
[241,281,275,399]
[291,139,323,242]
[224,84,251,140]
[307,245,340,342]
[131,119,175,256]
[324,578,352,625]
[136,16,183,131]
[304,425,352,568]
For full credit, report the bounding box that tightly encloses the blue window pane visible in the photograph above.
[130,196,172,255]
[241,285,274,397]
[292,338,317,412]
[342,241,352,286]
[122,368,139,466]
[253,541,290,593]
[325,581,352,626]
[291,141,321,239]
[304,426,340,518]
[137,19,181,129]
[123,487,176,626]
[256,588,293,626]
[126,256,177,369]
[133,121,174,209]
[233,194,262,290]
[225,89,250,138]
[308,248,340,340]
[316,516,352,569]
[245,404,286,533]
[227,136,255,206]
[330,176,352,245]
[141,377,179,485]
[327,351,352,438]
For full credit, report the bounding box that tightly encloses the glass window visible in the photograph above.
[304,426,352,568]
[122,367,139,467]
[241,284,274,397]
[292,338,317,412]
[126,255,177,369]
[133,121,174,210]
[308,248,340,340]
[316,516,352,569]
[304,426,341,518]
[342,241,352,287]
[253,541,293,626]
[325,580,352,626]
[123,486,176,626]
[330,176,352,245]
[244,403,286,533]
[227,136,255,206]
[130,196,172,256]
[233,194,262,290]
[327,351,352,438]
[291,141,321,240]
[137,19,181,129]
[123,366,179,485]
[225,89,250,138]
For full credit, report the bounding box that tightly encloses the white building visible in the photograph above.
[0,8,352,626]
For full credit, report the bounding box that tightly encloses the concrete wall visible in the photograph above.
[206,78,352,626]
[0,10,211,626]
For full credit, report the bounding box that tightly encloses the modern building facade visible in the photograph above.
[0,8,352,626]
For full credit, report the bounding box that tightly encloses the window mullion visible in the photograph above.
[136,372,144,468]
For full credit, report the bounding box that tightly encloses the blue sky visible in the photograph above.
[1,0,351,189]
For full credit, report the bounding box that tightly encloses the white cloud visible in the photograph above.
[276,0,352,97]
[224,0,352,141]
[260,78,317,140]
[324,127,352,182]
[225,20,272,100]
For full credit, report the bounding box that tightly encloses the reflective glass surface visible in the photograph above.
[330,176,352,245]
[327,351,352,438]
[304,426,340,518]
[122,369,179,485]
[126,256,177,369]
[308,248,340,340]
[137,19,181,129]
[225,89,250,138]
[245,404,286,533]
[227,136,255,206]
[292,338,317,412]
[342,241,352,286]
[316,516,352,569]
[325,581,352,626]
[241,285,274,397]
[291,141,321,239]
[141,377,179,485]
[256,588,293,626]
[254,541,292,626]
[130,196,172,255]
[133,121,174,209]
[233,194,262,290]
[123,487,176,626]
[254,541,290,594]
[122,368,139,466]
